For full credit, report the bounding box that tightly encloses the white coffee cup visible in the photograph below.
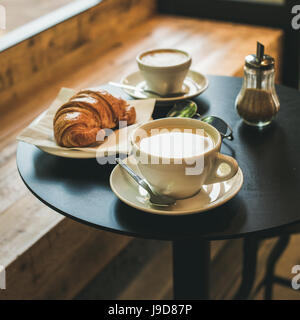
[130,118,239,199]
[136,48,191,96]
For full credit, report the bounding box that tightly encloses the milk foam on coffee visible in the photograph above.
[141,50,188,67]
[139,131,214,158]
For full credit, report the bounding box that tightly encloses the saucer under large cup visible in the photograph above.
[121,70,209,105]
[110,155,243,215]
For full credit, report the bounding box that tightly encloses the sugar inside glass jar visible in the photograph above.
[235,42,280,127]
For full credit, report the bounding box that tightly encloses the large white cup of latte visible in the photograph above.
[130,118,239,199]
[136,48,191,96]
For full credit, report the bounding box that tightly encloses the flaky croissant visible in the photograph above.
[53,89,136,147]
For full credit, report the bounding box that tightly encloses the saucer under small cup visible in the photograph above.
[110,156,243,215]
[121,70,209,105]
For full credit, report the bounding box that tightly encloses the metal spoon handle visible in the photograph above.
[109,82,186,98]
[116,158,154,195]
[109,82,145,93]
[109,82,164,97]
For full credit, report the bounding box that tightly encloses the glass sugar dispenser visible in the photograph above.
[235,42,280,127]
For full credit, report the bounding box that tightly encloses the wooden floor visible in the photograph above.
[252,235,300,300]
[1,8,298,299]
[76,235,300,300]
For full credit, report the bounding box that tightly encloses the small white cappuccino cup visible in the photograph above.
[130,118,238,199]
[136,48,191,96]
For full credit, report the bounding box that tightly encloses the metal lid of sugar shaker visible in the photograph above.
[245,42,275,70]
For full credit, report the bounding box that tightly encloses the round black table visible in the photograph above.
[17,75,300,300]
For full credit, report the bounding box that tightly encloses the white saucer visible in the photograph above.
[110,156,243,215]
[121,70,209,105]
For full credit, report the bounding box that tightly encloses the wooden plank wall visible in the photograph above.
[0,0,283,299]
[0,0,156,111]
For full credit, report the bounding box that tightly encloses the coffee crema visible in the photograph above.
[140,50,189,67]
[139,129,214,159]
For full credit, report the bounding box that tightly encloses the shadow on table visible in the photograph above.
[33,151,115,188]
[113,194,247,241]
[238,121,279,144]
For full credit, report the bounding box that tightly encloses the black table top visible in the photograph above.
[17,75,300,241]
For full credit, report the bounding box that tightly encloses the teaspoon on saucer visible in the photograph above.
[116,158,176,207]
[109,82,188,98]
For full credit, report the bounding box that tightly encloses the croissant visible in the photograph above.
[53,89,136,147]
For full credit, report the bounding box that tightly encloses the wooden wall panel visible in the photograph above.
[0,217,131,299]
[0,0,156,110]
